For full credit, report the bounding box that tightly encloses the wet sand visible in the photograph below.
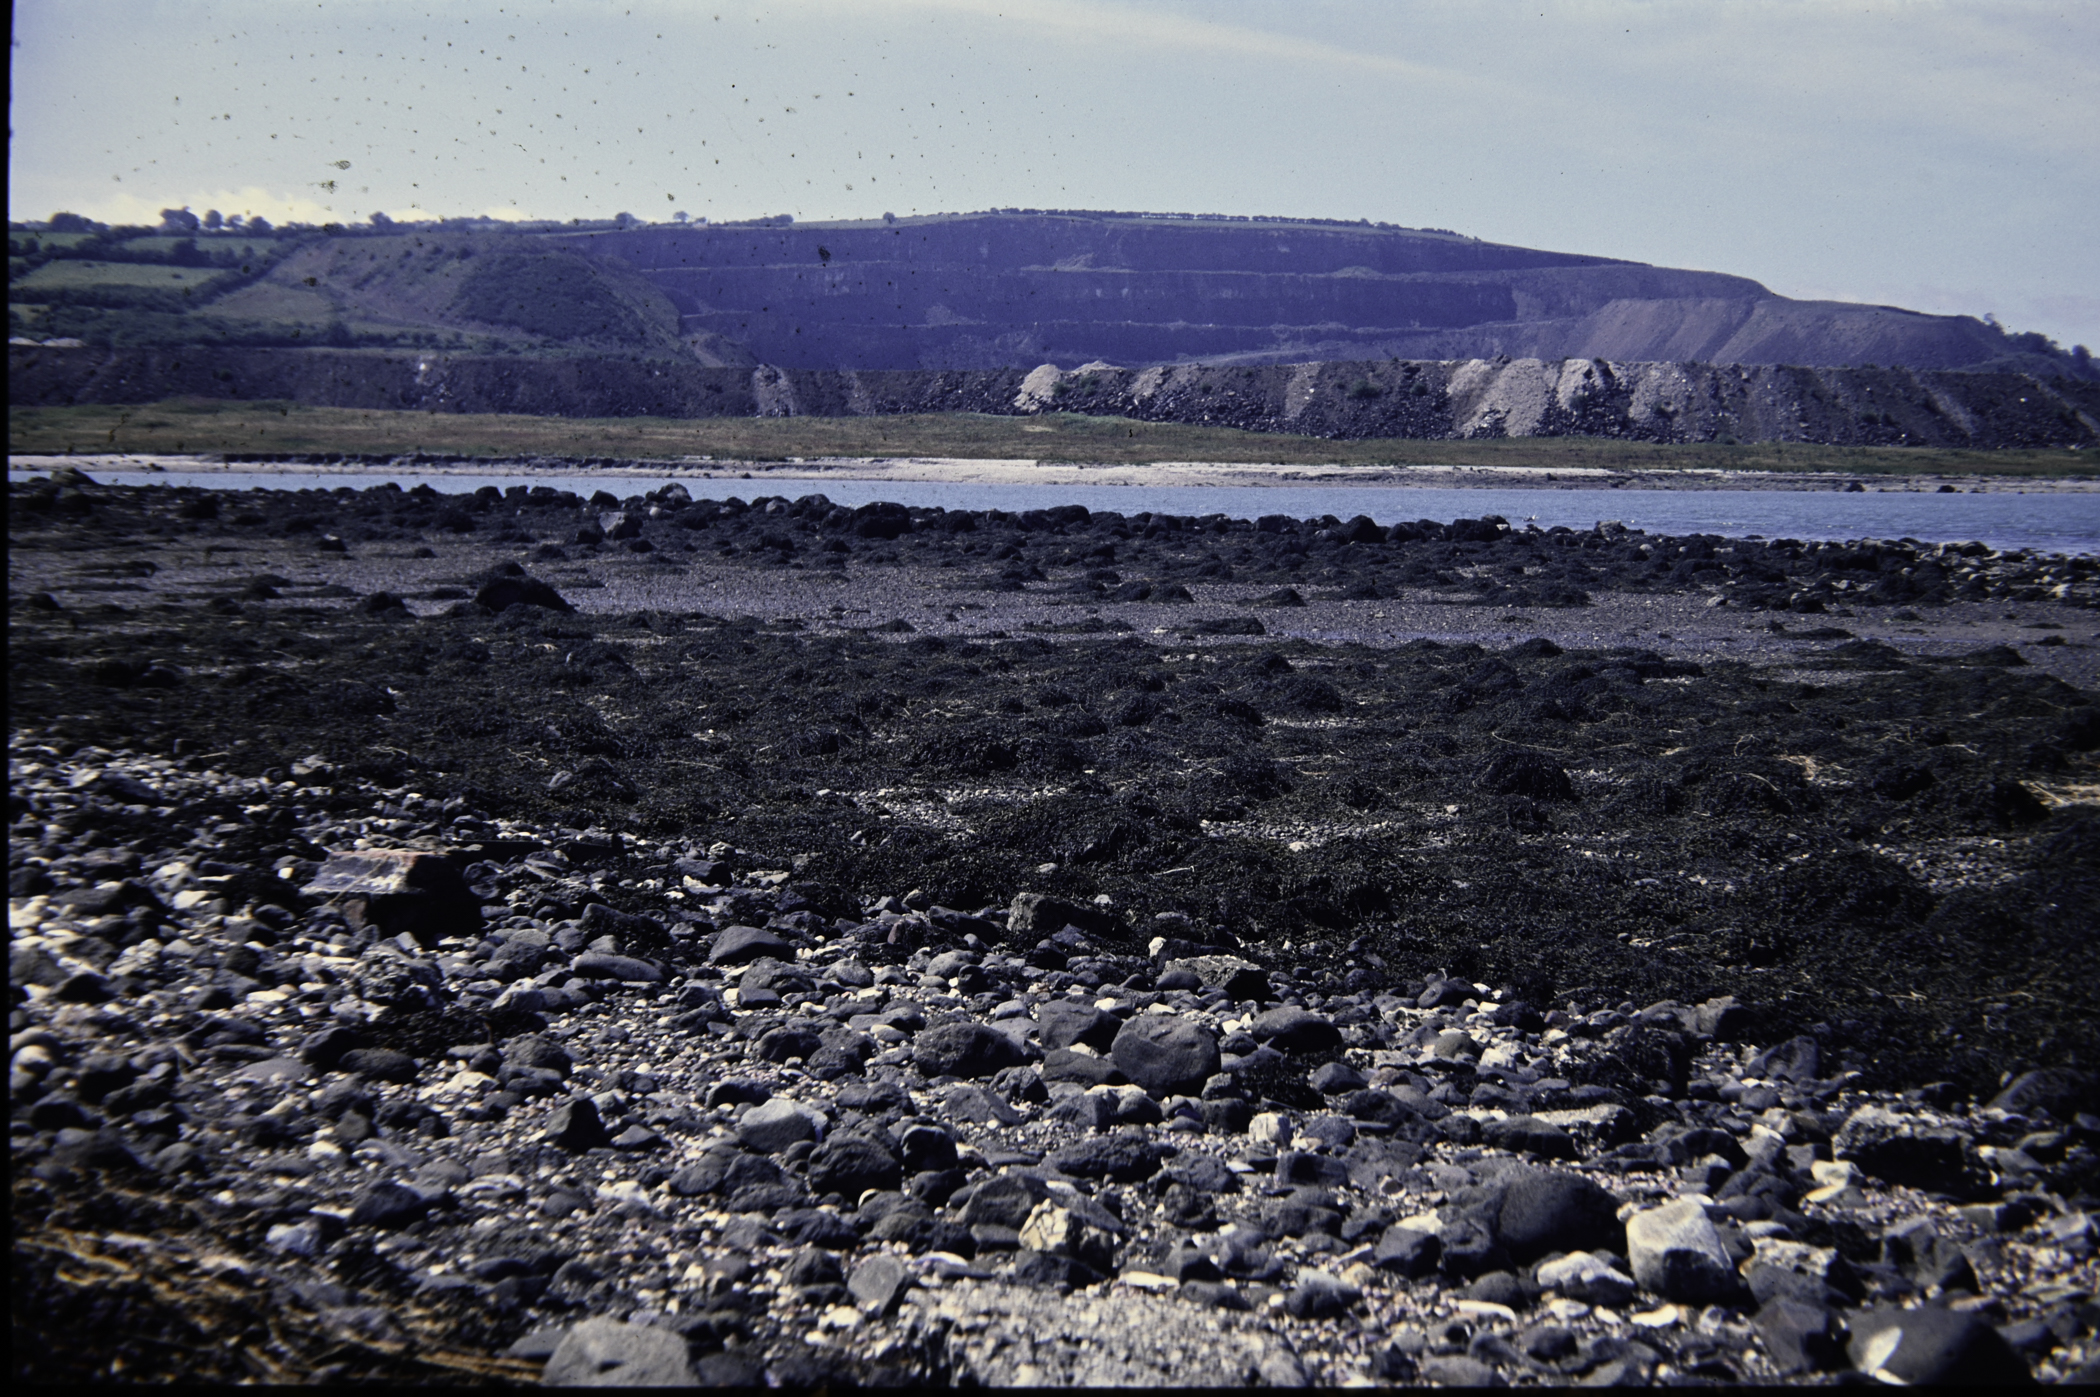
[11,493,2095,692]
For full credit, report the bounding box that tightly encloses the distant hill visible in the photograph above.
[7,222,686,359]
[13,211,2098,453]
[11,210,2088,380]
[552,211,2083,377]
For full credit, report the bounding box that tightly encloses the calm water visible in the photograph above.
[15,468,2100,555]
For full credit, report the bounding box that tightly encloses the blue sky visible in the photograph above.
[11,0,2098,349]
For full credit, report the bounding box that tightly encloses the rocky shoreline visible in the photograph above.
[11,471,2099,1385]
[21,450,2100,496]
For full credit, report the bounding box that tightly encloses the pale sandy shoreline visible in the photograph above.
[10,452,2100,493]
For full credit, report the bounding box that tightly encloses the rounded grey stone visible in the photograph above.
[540,1317,695,1386]
[1110,1015,1220,1098]
[737,1097,820,1153]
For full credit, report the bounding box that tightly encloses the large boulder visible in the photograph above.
[1041,1047,1124,1088]
[1046,1129,1171,1183]
[1833,1105,1980,1195]
[1754,1298,1848,1375]
[347,1180,435,1230]
[1019,1199,1122,1273]
[503,1034,574,1076]
[1282,1272,1362,1320]
[1162,954,1270,1001]
[570,952,663,983]
[956,1174,1051,1230]
[1493,1169,1623,1263]
[1274,1151,1351,1189]
[1037,1001,1121,1053]
[753,1025,825,1064]
[1372,1225,1441,1277]
[1008,892,1114,938]
[914,1022,1028,1079]
[1110,1015,1220,1098]
[709,924,792,965]
[1746,1035,1821,1083]
[805,1132,902,1199]
[541,1317,695,1386]
[472,574,574,614]
[1247,1006,1343,1054]
[1988,1068,2096,1120]
[1847,1306,2033,1386]
[848,1253,913,1316]
[580,900,665,945]
[1881,1218,1980,1293]
[1625,1199,1745,1305]
[300,847,480,945]
[1534,1251,1636,1306]
[1482,1115,1578,1160]
[338,1048,419,1084]
[1692,995,1756,1041]
[1742,1238,1862,1309]
[737,1098,823,1154]
[544,1097,610,1152]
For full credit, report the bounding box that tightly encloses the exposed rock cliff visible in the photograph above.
[12,345,2098,448]
[553,212,2076,375]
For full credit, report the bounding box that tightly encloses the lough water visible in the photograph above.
[14,468,2100,555]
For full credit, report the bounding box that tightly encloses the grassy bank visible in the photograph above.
[10,397,2096,476]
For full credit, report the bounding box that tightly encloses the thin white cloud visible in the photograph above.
[814,0,1464,84]
[1612,1,2100,158]
[67,186,348,227]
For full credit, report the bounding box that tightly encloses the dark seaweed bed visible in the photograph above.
[11,473,2098,1099]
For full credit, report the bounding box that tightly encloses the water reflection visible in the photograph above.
[12,468,2100,554]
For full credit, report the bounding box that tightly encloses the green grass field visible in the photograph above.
[201,280,343,326]
[113,235,278,261]
[12,261,232,294]
[9,398,2097,475]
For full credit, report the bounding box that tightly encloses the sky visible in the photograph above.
[10,0,2098,350]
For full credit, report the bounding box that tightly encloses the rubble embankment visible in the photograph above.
[11,344,2100,448]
